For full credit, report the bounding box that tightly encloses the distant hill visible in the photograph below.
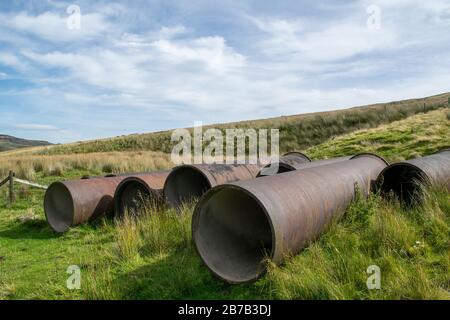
[0,135,52,152]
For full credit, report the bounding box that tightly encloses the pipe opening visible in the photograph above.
[257,163,294,177]
[194,187,273,283]
[165,167,212,208]
[115,180,151,217]
[44,183,74,233]
[378,164,427,205]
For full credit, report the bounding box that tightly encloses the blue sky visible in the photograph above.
[1,0,450,143]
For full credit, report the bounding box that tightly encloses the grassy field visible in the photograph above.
[0,107,449,299]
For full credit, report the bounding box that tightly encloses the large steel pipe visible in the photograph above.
[377,150,450,204]
[44,175,132,233]
[114,171,170,217]
[258,152,310,176]
[192,153,388,283]
[163,164,262,208]
[258,154,352,177]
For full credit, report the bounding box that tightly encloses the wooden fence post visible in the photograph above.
[8,170,15,205]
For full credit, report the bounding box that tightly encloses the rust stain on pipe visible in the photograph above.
[377,149,450,204]
[114,171,170,217]
[44,175,133,233]
[192,153,388,284]
[163,164,262,208]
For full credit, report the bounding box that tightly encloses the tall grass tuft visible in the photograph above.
[112,202,193,263]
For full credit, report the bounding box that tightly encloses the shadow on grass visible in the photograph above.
[112,249,263,300]
[0,219,60,240]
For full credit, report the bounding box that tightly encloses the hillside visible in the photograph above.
[0,108,449,300]
[0,135,51,152]
[13,92,446,156]
[307,108,450,161]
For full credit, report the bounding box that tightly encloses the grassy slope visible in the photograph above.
[22,92,449,155]
[307,108,450,160]
[0,108,449,299]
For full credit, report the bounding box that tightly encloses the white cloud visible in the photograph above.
[153,36,246,72]
[0,52,28,71]
[251,16,397,62]
[22,50,148,91]
[0,11,115,43]
[13,124,58,131]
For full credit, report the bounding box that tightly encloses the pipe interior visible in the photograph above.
[44,183,74,233]
[195,188,273,283]
[379,165,426,205]
[117,181,150,216]
[165,167,211,208]
[257,163,294,177]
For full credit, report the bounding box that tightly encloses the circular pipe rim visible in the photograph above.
[350,152,390,166]
[376,162,430,187]
[114,176,159,217]
[282,151,312,162]
[376,162,431,205]
[192,183,276,284]
[163,165,214,207]
[44,181,74,233]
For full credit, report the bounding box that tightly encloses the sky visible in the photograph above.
[0,0,450,143]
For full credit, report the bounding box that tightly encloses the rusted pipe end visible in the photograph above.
[257,151,311,177]
[164,165,213,208]
[350,152,390,166]
[192,184,274,284]
[44,182,74,233]
[114,177,160,217]
[282,151,311,162]
[376,163,428,205]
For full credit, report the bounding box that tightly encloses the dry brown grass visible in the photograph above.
[0,151,173,180]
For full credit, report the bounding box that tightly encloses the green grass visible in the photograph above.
[306,108,450,161]
[0,106,449,300]
[1,181,448,299]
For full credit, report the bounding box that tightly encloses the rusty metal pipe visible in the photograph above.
[114,171,170,217]
[163,164,262,208]
[258,154,352,177]
[44,175,133,233]
[258,152,310,176]
[192,153,388,283]
[376,150,450,204]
